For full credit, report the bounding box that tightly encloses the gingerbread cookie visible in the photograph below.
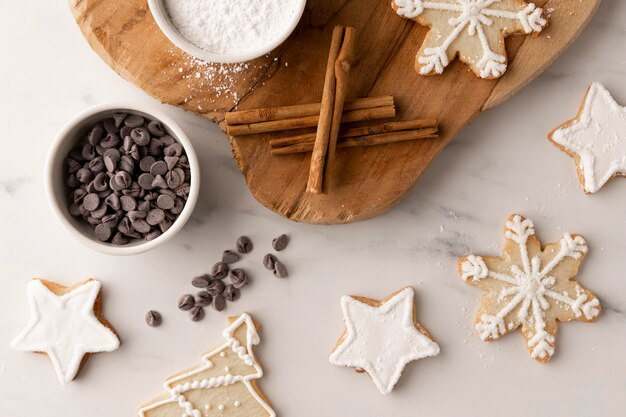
[458,215,601,363]
[548,83,626,194]
[329,287,440,395]
[139,313,275,417]
[392,0,547,79]
[11,278,120,385]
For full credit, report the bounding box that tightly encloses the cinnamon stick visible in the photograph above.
[270,128,439,155]
[306,25,346,194]
[225,105,395,136]
[323,26,356,193]
[269,118,438,148]
[225,95,393,126]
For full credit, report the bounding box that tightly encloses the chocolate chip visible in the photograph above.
[82,143,96,160]
[120,196,137,211]
[88,125,106,145]
[178,294,195,311]
[165,169,183,189]
[145,230,161,241]
[192,275,211,288]
[272,234,289,251]
[91,203,108,220]
[131,127,151,146]
[170,198,185,215]
[274,261,288,278]
[150,160,168,177]
[137,200,151,213]
[263,254,277,270]
[229,269,249,289]
[66,158,81,174]
[164,143,183,157]
[94,223,112,242]
[164,156,179,171]
[138,173,155,190]
[66,174,79,188]
[159,219,173,233]
[161,135,176,146]
[118,155,134,173]
[76,168,93,184]
[83,193,100,211]
[146,209,165,226]
[139,156,156,172]
[206,279,225,297]
[124,114,145,128]
[101,213,119,229]
[211,262,229,280]
[72,189,87,204]
[88,156,106,173]
[148,120,165,137]
[132,219,150,234]
[195,291,213,307]
[103,117,118,133]
[93,172,109,192]
[100,132,120,149]
[145,310,162,327]
[114,171,132,189]
[222,250,240,264]
[236,236,253,254]
[112,232,128,245]
[112,112,127,128]
[104,193,121,210]
[223,285,240,302]
[213,294,226,311]
[189,306,205,321]
[156,194,175,210]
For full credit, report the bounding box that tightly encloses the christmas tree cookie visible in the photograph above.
[139,313,275,417]
[392,0,547,79]
[458,215,601,363]
[329,287,440,394]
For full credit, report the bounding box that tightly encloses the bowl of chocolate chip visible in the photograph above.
[46,103,200,255]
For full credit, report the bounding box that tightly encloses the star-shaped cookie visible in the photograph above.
[458,215,601,363]
[329,287,439,394]
[549,83,626,194]
[11,279,120,384]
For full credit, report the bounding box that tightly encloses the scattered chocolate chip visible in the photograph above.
[236,236,253,254]
[191,275,211,288]
[229,269,249,289]
[211,262,229,279]
[206,279,225,297]
[189,305,205,321]
[145,310,162,327]
[222,250,240,264]
[272,234,289,251]
[213,294,226,311]
[274,261,288,278]
[263,254,277,270]
[195,291,213,307]
[178,294,195,311]
[223,285,240,302]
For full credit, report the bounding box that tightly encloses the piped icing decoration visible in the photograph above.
[458,215,601,362]
[10,279,119,385]
[549,83,626,194]
[392,0,547,79]
[329,287,440,395]
[138,313,275,417]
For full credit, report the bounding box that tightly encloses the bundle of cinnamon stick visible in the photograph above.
[224,25,439,195]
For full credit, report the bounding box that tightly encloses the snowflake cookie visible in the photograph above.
[392,0,547,79]
[329,287,440,394]
[11,278,120,385]
[458,215,600,363]
[139,313,275,417]
[548,83,626,194]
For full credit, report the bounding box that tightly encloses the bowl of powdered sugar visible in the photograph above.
[149,0,307,63]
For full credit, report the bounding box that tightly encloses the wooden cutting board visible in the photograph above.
[69,0,600,224]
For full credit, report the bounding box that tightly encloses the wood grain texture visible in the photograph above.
[69,0,601,224]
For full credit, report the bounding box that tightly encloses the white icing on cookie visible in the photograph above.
[11,279,120,385]
[460,215,601,361]
[393,0,546,78]
[138,313,275,417]
[551,83,626,193]
[329,288,440,395]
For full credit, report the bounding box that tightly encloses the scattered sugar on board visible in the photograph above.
[164,0,299,55]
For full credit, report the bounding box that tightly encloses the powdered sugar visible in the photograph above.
[165,0,300,56]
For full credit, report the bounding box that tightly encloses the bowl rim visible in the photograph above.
[147,0,307,64]
[45,102,200,256]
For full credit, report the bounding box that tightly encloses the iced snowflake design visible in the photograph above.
[458,215,601,362]
[392,0,547,78]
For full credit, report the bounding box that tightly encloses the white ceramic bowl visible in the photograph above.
[148,0,307,63]
[46,103,200,256]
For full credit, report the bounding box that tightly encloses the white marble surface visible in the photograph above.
[1,1,625,416]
